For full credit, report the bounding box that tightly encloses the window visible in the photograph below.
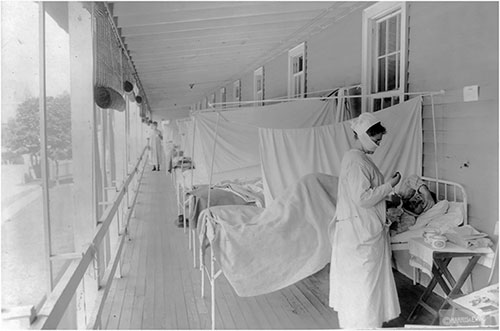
[1,2,48,310]
[362,2,407,112]
[253,67,264,106]
[220,87,226,109]
[288,42,306,98]
[233,80,241,107]
[210,93,216,108]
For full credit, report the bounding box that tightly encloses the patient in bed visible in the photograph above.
[386,175,436,235]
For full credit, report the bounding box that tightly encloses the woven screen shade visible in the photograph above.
[94,3,122,94]
[95,86,126,111]
[122,51,136,95]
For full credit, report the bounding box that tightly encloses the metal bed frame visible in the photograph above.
[390,176,468,251]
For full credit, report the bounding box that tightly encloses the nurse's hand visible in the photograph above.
[389,172,401,187]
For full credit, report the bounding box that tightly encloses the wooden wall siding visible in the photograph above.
[408,2,498,238]
[306,8,365,93]
[407,2,498,289]
[263,52,288,100]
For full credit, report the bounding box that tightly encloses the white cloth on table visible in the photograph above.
[329,149,400,329]
[409,236,493,278]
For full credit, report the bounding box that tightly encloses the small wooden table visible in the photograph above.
[406,237,491,325]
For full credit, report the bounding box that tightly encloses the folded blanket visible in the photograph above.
[187,186,257,228]
[216,183,265,208]
[198,173,338,297]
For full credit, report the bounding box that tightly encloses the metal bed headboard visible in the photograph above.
[420,176,468,225]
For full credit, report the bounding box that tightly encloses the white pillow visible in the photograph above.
[446,201,465,225]
[427,213,463,233]
[409,200,449,230]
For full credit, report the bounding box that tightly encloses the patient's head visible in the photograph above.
[403,197,425,215]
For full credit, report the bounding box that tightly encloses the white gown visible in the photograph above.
[329,149,400,329]
[149,128,163,166]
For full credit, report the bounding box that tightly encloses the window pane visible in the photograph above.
[387,54,397,90]
[298,56,303,72]
[388,14,399,53]
[378,20,386,56]
[44,3,75,286]
[378,57,386,92]
[383,97,392,109]
[1,1,49,309]
[373,98,382,112]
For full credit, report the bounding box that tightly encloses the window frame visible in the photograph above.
[219,87,226,109]
[361,2,407,112]
[253,66,264,106]
[210,93,216,108]
[287,42,306,98]
[233,80,241,107]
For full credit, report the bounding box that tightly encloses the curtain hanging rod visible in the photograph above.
[205,90,446,110]
[180,85,362,114]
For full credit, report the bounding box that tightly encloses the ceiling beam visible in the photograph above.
[119,11,322,36]
[116,3,333,27]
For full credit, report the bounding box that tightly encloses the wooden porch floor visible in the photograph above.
[100,170,438,329]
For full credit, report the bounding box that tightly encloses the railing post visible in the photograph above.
[69,2,98,328]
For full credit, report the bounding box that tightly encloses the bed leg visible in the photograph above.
[200,247,205,298]
[211,248,216,330]
[193,229,197,268]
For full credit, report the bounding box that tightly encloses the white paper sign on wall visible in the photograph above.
[463,85,479,102]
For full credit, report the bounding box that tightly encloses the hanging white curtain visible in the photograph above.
[192,99,335,184]
[259,97,423,204]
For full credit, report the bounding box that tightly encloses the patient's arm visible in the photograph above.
[417,184,435,212]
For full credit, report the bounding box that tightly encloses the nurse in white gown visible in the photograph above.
[329,113,401,329]
[149,121,163,171]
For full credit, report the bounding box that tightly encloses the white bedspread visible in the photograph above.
[198,173,338,297]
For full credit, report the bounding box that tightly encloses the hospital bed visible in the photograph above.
[389,176,470,286]
[184,176,264,267]
[197,173,337,329]
[390,176,468,251]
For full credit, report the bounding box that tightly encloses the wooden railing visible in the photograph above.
[27,146,149,329]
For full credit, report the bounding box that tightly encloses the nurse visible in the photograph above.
[149,121,163,171]
[329,113,401,328]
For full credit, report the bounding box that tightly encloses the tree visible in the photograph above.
[4,92,72,180]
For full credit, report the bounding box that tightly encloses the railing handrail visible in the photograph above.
[30,145,149,329]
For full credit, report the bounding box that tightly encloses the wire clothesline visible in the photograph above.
[204,89,446,110]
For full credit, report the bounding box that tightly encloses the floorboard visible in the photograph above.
[101,169,440,329]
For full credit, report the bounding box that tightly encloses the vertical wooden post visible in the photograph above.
[68,2,99,328]
[38,1,54,295]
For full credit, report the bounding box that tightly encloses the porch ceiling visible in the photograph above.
[110,1,367,117]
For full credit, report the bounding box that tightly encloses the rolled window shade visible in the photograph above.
[123,80,134,94]
[95,86,126,111]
